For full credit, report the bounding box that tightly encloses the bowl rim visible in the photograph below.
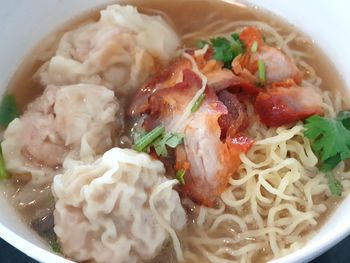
[0,223,73,263]
[1,1,350,263]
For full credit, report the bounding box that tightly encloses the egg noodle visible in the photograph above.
[178,20,350,263]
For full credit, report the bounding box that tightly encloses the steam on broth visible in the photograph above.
[1,0,350,263]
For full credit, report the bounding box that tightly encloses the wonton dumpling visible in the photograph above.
[53,148,186,263]
[36,4,180,95]
[1,84,119,180]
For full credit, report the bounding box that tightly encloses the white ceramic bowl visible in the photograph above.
[0,0,350,262]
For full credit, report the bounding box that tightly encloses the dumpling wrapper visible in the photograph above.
[36,4,180,95]
[1,84,120,180]
[53,147,186,263]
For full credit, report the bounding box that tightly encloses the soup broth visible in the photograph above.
[1,1,349,262]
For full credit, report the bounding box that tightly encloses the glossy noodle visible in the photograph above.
[176,20,347,262]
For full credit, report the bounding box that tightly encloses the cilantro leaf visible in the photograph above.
[205,33,245,69]
[304,114,350,163]
[230,33,244,56]
[336,110,350,129]
[231,32,240,41]
[304,110,350,196]
[0,94,20,127]
[210,37,233,68]
[321,154,341,173]
[326,172,343,197]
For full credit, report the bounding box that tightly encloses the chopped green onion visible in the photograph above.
[176,169,186,185]
[133,128,184,157]
[251,41,258,53]
[191,93,206,113]
[257,59,266,85]
[148,132,184,157]
[0,146,9,180]
[165,133,184,148]
[153,137,168,157]
[132,130,146,143]
[134,126,165,152]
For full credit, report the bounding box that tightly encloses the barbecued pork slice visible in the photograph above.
[254,86,324,127]
[233,27,303,85]
[139,68,252,206]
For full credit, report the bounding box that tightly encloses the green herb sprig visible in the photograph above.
[191,93,206,113]
[196,33,245,69]
[133,126,184,157]
[304,110,350,196]
[257,59,266,85]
